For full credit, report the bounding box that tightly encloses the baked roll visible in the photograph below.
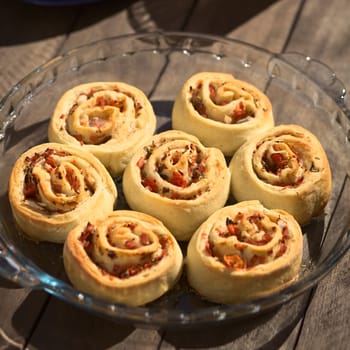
[186,200,303,304]
[122,130,231,241]
[63,210,183,306]
[48,81,157,176]
[172,72,274,156]
[8,143,117,243]
[229,124,332,225]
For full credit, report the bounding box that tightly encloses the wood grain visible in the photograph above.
[284,0,350,92]
[0,0,349,349]
[277,1,350,348]
[0,1,77,97]
[0,2,77,348]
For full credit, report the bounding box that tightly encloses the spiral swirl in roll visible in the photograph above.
[186,200,303,303]
[63,210,183,306]
[229,124,332,225]
[122,130,231,240]
[48,82,156,176]
[8,143,117,243]
[172,72,274,156]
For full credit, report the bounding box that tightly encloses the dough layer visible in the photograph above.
[172,72,274,156]
[187,200,303,304]
[229,124,332,225]
[63,210,183,306]
[8,142,117,243]
[123,130,231,240]
[48,81,156,176]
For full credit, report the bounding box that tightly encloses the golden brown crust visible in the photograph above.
[229,124,332,225]
[63,210,183,306]
[186,200,303,304]
[8,142,117,243]
[48,82,156,176]
[122,130,231,241]
[172,72,274,156]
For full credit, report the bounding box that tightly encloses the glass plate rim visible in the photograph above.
[1,30,350,327]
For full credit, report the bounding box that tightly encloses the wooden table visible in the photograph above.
[1,0,349,349]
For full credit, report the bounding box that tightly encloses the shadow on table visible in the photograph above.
[128,0,280,34]
[10,289,311,349]
[161,291,312,349]
[0,276,19,288]
[1,0,135,46]
[2,0,280,46]
[12,292,136,349]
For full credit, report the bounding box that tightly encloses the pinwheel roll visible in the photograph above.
[172,72,274,156]
[48,82,157,176]
[187,200,303,304]
[122,130,231,241]
[229,124,332,225]
[63,210,183,306]
[8,143,117,243]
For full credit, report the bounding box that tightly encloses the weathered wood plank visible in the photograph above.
[0,2,80,348]
[1,0,349,349]
[154,1,310,349]
[127,0,197,33]
[0,1,79,98]
[186,0,303,53]
[0,1,136,348]
[0,290,50,349]
[16,2,192,348]
[4,2,162,349]
[160,293,311,350]
[283,0,350,92]
[57,0,136,52]
[58,0,197,52]
[26,296,162,350]
[296,254,350,350]
[1,1,305,349]
[282,1,350,349]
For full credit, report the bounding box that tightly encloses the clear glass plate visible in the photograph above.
[1,32,349,328]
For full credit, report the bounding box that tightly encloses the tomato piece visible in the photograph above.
[209,84,216,101]
[136,157,145,169]
[271,152,284,166]
[276,242,287,257]
[23,182,37,198]
[232,101,246,122]
[223,254,245,270]
[248,254,266,267]
[124,239,138,249]
[171,171,187,187]
[95,96,105,108]
[65,167,80,191]
[142,177,158,192]
[235,242,248,250]
[140,233,151,245]
[45,156,57,168]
